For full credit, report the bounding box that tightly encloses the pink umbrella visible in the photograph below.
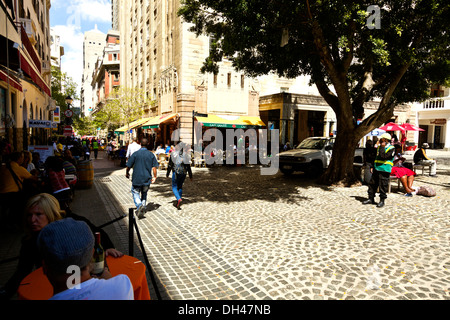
[401,123,425,131]
[379,122,405,132]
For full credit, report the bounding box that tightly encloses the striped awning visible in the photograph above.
[114,117,153,134]
[141,113,179,129]
[195,114,265,129]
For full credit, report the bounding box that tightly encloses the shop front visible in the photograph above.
[114,117,154,146]
[193,114,266,152]
[140,113,179,150]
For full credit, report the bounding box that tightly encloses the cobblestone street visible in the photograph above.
[2,151,449,301]
[95,154,450,300]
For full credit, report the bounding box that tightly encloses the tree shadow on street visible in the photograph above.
[150,165,335,206]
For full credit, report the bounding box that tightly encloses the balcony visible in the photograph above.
[20,18,37,46]
[422,97,450,110]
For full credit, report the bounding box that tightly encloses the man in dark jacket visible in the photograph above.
[126,138,159,219]
[166,142,193,209]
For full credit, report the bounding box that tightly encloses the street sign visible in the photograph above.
[63,125,73,137]
[64,109,73,118]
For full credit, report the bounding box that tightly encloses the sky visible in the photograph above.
[49,0,112,107]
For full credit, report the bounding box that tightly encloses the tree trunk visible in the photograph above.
[318,128,360,187]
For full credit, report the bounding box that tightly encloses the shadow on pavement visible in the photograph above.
[149,165,334,206]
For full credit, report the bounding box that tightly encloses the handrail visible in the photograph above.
[128,207,162,300]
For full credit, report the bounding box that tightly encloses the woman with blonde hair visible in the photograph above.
[0,193,64,299]
[0,193,123,299]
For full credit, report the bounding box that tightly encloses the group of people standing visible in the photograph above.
[363,133,438,207]
[125,138,193,219]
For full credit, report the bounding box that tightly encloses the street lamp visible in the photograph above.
[65,95,73,108]
[64,95,73,145]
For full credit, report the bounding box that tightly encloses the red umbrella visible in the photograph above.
[379,122,405,132]
[401,123,425,131]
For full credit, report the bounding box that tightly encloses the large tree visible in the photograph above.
[179,0,450,185]
[91,102,121,137]
[105,87,148,141]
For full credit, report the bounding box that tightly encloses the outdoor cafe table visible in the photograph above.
[17,255,150,300]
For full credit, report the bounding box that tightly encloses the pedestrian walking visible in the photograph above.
[166,142,192,210]
[363,133,395,208]
[126,137,141,161]
[92,138,99,159]
[125,138,158,219]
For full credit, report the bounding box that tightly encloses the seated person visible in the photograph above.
[391,145,417,196]
[413,143,437,177]
[155,144,165,155]
[31,152,44,172]
[37,218,133,300]
[0,193,123,300]
[43,156,72,210]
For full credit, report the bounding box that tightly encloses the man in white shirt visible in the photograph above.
[126,137,141,161]
[37,218,134,300]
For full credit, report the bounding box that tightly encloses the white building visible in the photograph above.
[412,85,450,150]
[80,25,105,116]
[50,28,64,69]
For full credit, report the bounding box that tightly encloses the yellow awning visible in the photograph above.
[114,117,153,133]
[195,114,265,128]
[141,113,179,129]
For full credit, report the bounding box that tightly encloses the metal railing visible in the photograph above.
[128,207,162,300]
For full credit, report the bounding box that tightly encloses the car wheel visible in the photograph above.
[280,167,294,175]
[307,161,323,178]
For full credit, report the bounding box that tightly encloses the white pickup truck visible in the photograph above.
[278,137,364,177]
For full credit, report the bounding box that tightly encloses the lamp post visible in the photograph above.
[64,95,73,148]
[65,95,73,109]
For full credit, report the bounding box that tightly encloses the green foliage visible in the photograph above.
[51,66,78,114]
[91,101,122,133]
[73,115,95,136]
[179,0,450,183]
[105,86,148,129]
[179,0,450,112]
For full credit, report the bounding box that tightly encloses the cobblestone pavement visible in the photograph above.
[96,153,450,300]
[2,150,449,301]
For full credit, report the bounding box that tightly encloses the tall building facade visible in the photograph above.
[119,0,260,146]
[1,0,52,152]
[80,26,105,116]
[111,0,119,31]
[91,30,120,112]
[50,28,64,69]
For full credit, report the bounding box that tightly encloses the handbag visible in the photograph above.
[416,185,436,197]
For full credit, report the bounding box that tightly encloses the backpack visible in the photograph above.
[174,152,186,175]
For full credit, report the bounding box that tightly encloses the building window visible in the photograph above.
[241,74,245,89]
[227,73,231,87]
[280,87,289,93]
[213,74,217,87]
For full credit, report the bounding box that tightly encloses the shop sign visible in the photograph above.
[430,119,446,125]
[53,106,60,123]
[29,120,53,128]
